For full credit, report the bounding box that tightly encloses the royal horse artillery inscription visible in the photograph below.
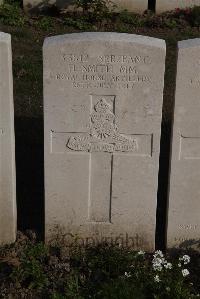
[44,33,166,251]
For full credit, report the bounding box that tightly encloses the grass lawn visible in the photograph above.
[0,231,200,298]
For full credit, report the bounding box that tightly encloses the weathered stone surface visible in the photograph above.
[156,0,200,13]
[167,39,200,250]
[0,33,16,245]
[44,32,166,251]
[112,0,148,13]
[23,0,148,13]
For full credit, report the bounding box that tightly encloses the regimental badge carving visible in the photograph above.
[67,98,137,153]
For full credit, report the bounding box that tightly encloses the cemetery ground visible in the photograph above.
[0,231,200,298]
[1,2,200,298]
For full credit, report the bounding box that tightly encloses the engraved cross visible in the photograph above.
[51,95,147,223]
[66,95,137,223]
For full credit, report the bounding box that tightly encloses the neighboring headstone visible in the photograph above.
[44,32,166,251]
[111,0,148,13]
[23,0,148,14]
[156,0,200,13]
[0,33,16,245]
[167,39,200,250]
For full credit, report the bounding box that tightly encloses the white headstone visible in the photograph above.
[167,39,200,250]
[156,0,200,13]
[113,0,148,13]
[0,32,16,245]
[44,32,166,251]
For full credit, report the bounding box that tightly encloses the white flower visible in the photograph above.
[154,257,163,264]
[137,250,145,255]
[180,255,190,265]
[182,269,190,277]
[178,263,182,268]
[166,287,170,292]
[153,264,163,271]
[164,262,172,270]
[153,250,164,258]
[154,275,161,283]
[124,271,131,278]
[152,254,167,272]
